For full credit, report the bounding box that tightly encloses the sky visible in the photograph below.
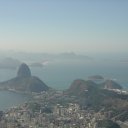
[0,0,128,54]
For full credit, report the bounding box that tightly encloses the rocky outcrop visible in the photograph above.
[17,63,31,77]
[0,63,49,93]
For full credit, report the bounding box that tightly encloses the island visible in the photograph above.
[88,75,104,81]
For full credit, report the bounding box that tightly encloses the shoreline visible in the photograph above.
[0,90,31,112]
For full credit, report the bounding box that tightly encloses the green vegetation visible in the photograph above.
[97,119,121,128]
[66,79,128,113]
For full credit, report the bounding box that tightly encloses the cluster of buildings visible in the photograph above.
[0,100,109,128]
[0,105,99,128]
[0,90,127,128]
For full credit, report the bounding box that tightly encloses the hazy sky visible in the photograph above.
[0,0,128,53]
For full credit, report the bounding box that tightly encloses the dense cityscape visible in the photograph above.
[0,88,127,128]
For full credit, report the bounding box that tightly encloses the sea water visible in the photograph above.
[0,91,29,110]
[31,59,128,90]
[0,59,128,110]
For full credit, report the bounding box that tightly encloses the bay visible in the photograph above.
[0,91,29,111]
[0,58,128,110]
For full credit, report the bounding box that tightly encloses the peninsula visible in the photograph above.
[0,63,49,93]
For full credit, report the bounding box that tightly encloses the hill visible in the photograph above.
[0,63,49,93]
[65,79,128,111]
[66,79,98,96]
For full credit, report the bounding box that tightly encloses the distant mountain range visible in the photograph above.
[0,57,21,69]
[0,52,93,69]
[0,51,92,60]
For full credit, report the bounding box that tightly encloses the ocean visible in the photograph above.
[0,58,128,110]
[31,59,128,90]
[0,91,29,110]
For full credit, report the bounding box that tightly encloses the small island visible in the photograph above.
[88,75,104,81]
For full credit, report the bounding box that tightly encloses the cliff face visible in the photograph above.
[101,80,122,90]
[17,63,31,77]
[0,63,49,93]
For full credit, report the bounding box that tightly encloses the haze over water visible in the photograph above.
[0,0,128,111]
[0,52,128,90]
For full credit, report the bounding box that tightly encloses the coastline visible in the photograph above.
[0,90,31,111]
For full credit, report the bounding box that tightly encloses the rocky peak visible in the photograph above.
[17,63,31,77]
